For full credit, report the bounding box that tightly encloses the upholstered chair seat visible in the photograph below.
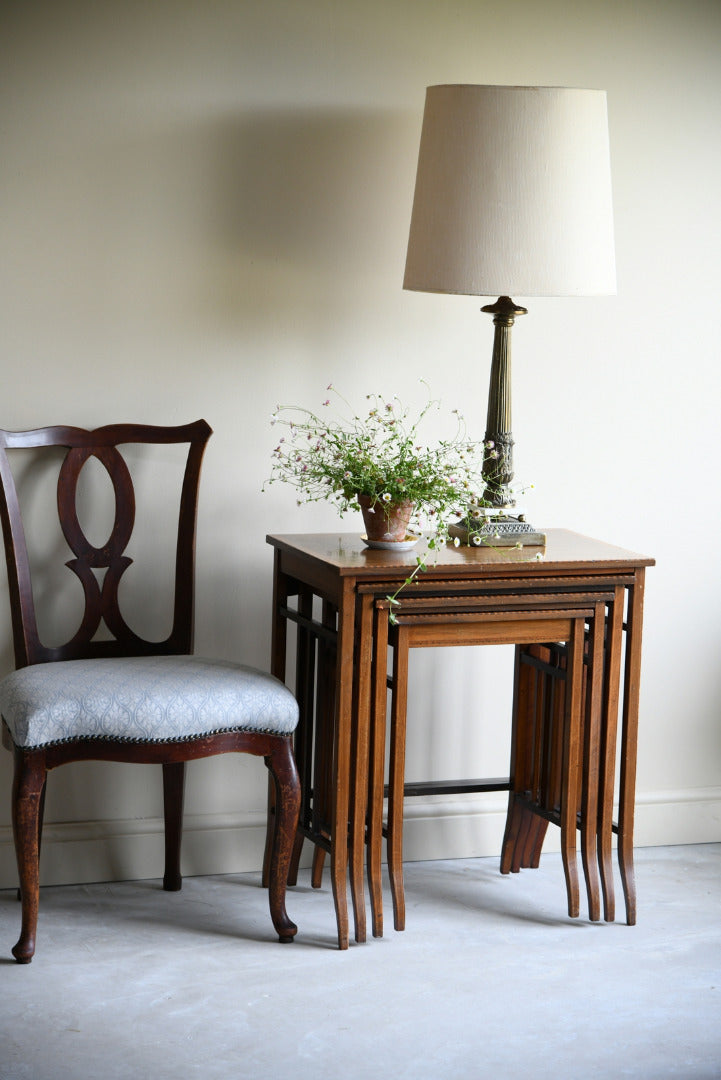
[0,655,298,749]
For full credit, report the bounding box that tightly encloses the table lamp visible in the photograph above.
[403,85,616,544]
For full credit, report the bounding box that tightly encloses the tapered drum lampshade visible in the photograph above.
[404,85,616,298]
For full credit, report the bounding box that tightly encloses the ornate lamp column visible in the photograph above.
[481,296,526,508]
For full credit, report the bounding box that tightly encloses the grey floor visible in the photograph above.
[1,844,719,1080]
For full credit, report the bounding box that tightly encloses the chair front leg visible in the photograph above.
[11,747,47,963]
[265,738,301,943]
[162,761,186,891]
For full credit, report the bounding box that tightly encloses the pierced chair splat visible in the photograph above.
[0,421,301,962]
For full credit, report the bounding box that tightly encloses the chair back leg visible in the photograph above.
[162,762,186,892]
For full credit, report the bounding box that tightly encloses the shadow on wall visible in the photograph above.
[217,109,414,260]
[202,108,417,323]
[5,105,417,360]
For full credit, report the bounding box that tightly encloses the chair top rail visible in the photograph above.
[0,420,211,451]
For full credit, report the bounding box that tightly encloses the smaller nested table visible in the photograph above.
[368,586,614,937]
[264,530,653,950]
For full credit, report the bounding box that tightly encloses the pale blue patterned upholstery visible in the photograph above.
[0,655,299,749]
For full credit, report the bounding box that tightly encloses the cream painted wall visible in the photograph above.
[1,0,720,887]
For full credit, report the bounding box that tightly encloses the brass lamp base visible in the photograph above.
[448,514,546,548]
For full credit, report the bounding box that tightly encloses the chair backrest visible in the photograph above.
[0,421,212,669]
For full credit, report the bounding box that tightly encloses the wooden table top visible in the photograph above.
[267,529,654,581]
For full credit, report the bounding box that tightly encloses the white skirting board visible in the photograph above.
[0,788,719,890]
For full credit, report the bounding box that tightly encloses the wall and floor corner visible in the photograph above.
[0,0,719,889]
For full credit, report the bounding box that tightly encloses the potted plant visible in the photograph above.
[265,383,491,550]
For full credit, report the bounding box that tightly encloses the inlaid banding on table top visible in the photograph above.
[267,530,655,575]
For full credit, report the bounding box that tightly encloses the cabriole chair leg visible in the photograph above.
[11,751,47,963]
[266,740,301,943]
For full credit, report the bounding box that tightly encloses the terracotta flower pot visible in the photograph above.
[358,495,414,543]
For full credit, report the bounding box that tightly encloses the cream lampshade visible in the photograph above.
[404,85,616,542]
